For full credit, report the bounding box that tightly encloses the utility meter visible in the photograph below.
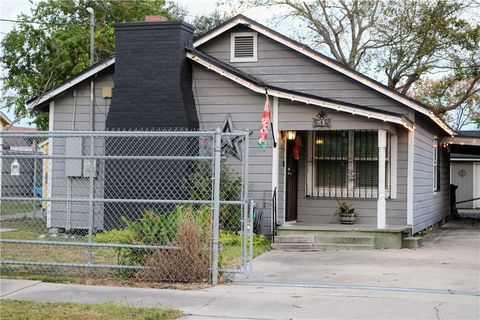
[11,159,20,176]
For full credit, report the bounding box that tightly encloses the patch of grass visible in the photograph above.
[220,232,271,269]
[0,218,49,239]
[0,202,38,216]
[0,300,182,320]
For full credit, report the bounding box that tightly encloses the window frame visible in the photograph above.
[306,130,391,199]
[230,32,258,62]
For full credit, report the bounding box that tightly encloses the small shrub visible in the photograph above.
[136,207,211,282]
[92,229,134,244]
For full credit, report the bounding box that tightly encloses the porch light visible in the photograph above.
[316,138,324,145]
[286,130,297,140]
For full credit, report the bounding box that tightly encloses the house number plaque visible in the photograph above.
[312,111,331,128]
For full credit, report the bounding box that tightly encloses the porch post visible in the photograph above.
[377,130,387,229]
[271,97,279,224]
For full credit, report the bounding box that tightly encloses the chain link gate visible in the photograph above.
[0,130,253,285]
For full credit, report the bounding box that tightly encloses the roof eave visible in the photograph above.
[187,51,414,131]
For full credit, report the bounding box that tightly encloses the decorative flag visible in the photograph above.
[293,135,302,160]
[258,94,270,149]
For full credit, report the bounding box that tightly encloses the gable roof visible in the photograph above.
[27,57,115,111]
[194,14,455,136]
[187,48,414,131]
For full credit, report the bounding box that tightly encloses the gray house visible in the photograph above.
[29,15,475,241]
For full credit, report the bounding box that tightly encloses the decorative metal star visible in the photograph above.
[220,114,247,160]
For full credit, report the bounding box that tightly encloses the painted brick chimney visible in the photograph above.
[104,20,199,229]
[106,20,198,129]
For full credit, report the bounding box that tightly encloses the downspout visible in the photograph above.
[66,90,77,231]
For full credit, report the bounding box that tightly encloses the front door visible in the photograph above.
[285,139,298,221]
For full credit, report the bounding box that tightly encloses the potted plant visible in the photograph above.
[335,200,356,224]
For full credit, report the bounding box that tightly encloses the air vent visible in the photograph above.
[230,32,257,62]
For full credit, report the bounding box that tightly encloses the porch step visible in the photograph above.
[272,235,375,251]
[402,236,423,249]
[274,235,315,243]
[315,235,375,246]
[314,243,374,250]
[271,243,317,251]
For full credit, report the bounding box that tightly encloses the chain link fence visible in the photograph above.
[0,130,252,284]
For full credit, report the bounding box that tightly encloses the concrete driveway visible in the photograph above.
[241,219,480,293]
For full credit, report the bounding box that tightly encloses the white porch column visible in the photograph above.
[407,129,415,226]
[377,129,387,229]
[271,96,279,223]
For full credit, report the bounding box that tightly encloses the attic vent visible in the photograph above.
[230,32,257,62]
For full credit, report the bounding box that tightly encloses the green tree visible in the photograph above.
[192,9,233,36]
[1,0,174,129]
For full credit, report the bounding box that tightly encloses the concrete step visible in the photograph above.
[271,243,317,251]
[314,235,375,245]
[314,243,374,250]
[402,236,423,249]
[274,235,315,243]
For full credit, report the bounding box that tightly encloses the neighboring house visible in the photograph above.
[448,131,480,210]
[0,118,39,198]
[26,15,478,236]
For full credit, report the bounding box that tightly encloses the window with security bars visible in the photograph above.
[307,130,390,198]
[230,32,257,62]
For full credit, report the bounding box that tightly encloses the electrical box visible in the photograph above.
[11,159,20,176]
[65,137,83,177]
[102,86,113,99]
[83,159,96,177]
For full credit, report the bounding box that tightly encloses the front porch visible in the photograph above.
[272,223,412,250]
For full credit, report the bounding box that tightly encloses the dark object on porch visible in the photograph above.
[335,200,356,224]
[450,184,458,216]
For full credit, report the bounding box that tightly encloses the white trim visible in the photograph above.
[26,58,115,111]
[451,158,480,162]
[193,17,454,136]
[305,131,313,196]
[46,101,54,228]
[187,53,413,130]
[271,96,279,223]
[443,136,480,146]
[407,129,415,226]
[377,130,387,229]
[390,134,398,199]
[230,32,258,62]
[433,136,439,194]
[474,163,480,209]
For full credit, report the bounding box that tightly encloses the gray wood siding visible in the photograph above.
[450,162,476,209]
[49,72,113,229]
[412,120,450,233]
[193,64,274,234]
[198,29,411,117]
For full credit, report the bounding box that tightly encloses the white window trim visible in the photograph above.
[433,136,439,194]
[230,32,258,62]
[306,130,391,199]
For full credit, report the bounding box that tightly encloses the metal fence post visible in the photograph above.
[242,131,250,273]
[212,128,221,285]
[249,199,254,277]
[87,135,95,265]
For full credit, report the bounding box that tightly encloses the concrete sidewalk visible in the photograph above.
[1,279,479,319]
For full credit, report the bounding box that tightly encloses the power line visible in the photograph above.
[0,18,67,26]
